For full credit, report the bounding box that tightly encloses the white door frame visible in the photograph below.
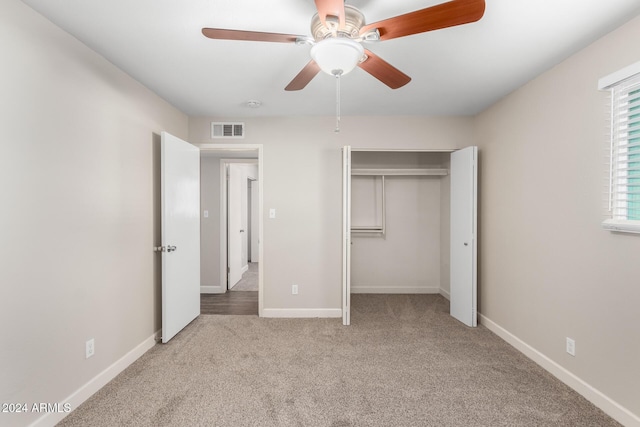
[342,146,351,325]
[200,144,263,316]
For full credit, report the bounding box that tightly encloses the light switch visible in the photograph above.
[269,208,276,219]
[203,210,209,218]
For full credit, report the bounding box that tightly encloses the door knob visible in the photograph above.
[240,229,245,233]
[464,242,468,246]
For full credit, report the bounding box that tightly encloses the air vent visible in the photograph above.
[211,122,245,139]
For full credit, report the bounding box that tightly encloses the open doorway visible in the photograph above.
[199,146,262,316]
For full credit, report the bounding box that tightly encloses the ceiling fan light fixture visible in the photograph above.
[310,38,364,76]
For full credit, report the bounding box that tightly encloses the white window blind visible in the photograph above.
[600,62,640,233]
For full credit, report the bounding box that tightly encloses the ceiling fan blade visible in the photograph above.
[314,0,346,29]
[202,28,302,43]
[285,60,321,91]
[358,50,411,89]
[360,0,485,41]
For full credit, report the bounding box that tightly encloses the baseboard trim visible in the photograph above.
[200,285,224,294]
[30,330,160,427]
[262,308,342,318]
[350,286,440,294]
[439,289,450,300]
[241,265,249,274]
[479,314,639,427]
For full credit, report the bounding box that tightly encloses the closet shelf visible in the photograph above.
[351,225,384,233]
[351,168,448,176]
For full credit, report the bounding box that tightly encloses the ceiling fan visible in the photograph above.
[202,0,485,91]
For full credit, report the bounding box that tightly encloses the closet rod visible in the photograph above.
[351,168,448,176]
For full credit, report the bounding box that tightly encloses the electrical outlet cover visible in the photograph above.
[86,338,95,359]
[566,337,575,356]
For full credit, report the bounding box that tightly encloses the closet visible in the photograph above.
[341,146,477,327]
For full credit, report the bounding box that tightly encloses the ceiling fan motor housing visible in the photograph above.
[311,5,365,41]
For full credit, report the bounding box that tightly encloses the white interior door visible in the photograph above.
[450,146,478,327]
[228,164,243,288]
[342,146,352,326]
[241,176,249,267]
[161,132,200,343]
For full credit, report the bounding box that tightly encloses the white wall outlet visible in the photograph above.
[292,284,298,295]
[269,208,276,219]
[86,338,95,359]
[203,210,209,218]
[566,337,575,356]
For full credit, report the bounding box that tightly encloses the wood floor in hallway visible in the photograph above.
[200,291,258,315]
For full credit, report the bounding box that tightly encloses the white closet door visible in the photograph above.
[161,132,201,343]
[342,146,352,325]
[450,146,478,327]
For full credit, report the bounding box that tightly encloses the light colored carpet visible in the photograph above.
[230,262,258,292]
[57,294,619,426]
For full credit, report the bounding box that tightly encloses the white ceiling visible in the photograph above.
[21,0,640,117]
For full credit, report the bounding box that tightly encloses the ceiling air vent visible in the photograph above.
[211,122,245,139]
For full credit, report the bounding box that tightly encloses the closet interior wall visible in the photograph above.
[350,151,451,297]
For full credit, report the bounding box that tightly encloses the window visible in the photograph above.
[599,62,640,233]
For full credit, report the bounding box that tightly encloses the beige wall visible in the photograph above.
[351,176,442,292]
[189,116,474,310]
[474,14,640,420]
[200,156,224,289]
[0,1,188,425]
[439,156,452,296]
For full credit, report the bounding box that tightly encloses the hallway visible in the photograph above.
[201,263,259,315]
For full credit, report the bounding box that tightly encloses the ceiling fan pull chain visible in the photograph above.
[333,70,342,132]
